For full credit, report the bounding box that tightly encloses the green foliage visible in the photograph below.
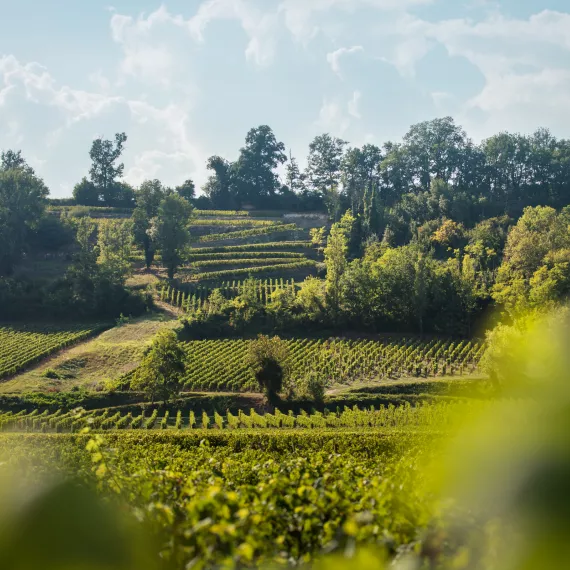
[132,179,165,269]
[191,241,313,253]
[131,329,186,403]
[150,194,193,279]
[177,337,483,392]
[88,132,128,206]
[196,223,297,243]
[493,206,570,315]
[97,219,134,285]
[0,323,108,379]
[0,166,48,276]
[246,335,290,402]
[324,211,354,316]
[189,259,316,282]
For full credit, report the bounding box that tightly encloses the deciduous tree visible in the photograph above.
[150,194,193,279]
[131,329,186,403]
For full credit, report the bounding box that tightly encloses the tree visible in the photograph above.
[246,334,290,404]
[324,210,354,317]
[131,329,186,403]
[403,117,468,191]
[233,125,287,207]
[73,177,100,206]
[150,194,193,279]
[1,149,34,174]
[175,179,196,202]
[88,132,127,205]
[204,156,234,209]
[285,154,306,194]
[113,181,136,208]
[306,134,347,202]
[97,219,134,285]
[0,168,48,275]
[493,206,570,314]
[341,144,382,215]
[133,179,165,269]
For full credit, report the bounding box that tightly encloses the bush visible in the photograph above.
[246,335,290,404]
[42,368,61,380]
[298,371,326,403]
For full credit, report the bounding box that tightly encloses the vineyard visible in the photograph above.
[0,425,436,567]
[176,337,484,392]
[0,400,462,433]
[160,279,297,309]
[0,324,108,380]
[195,223,299,243]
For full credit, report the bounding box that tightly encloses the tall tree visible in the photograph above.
[233,125,287,207]
[132,179,165,269]
[403,117,468,191]
[175,179,196,202]
[324,210,354,318]
[285,154,306,194]
[1,150,34,175]
[97,219,134,285]
[204,156,234,209]
[88,132,127,205]
[306,134,347,202]
[0,167,48,275]
[482,132,531,216]
[341,144,382,215]
[150,194,193,279]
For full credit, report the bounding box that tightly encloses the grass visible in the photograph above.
[0,312,179,394]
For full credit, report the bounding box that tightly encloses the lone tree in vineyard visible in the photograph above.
[247,334,290,404]
[131,329,186,404]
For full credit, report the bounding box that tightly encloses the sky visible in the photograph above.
[1,0,570,198]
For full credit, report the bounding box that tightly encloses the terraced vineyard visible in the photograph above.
[183,228,321,282]
[0,400,462,433]
[160,279,297,311]
[0,324,108,379]
[178,337,484,392]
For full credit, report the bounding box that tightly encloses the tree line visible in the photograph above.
[181,204,570,338]
[3,115,570,330]
[66,118,570,234]
[0,149,196,318]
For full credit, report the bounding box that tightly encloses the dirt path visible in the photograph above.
[0,311,179,394]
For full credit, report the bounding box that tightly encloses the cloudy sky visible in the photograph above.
[1,0,570,197]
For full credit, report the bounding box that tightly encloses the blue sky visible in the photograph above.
[1,0,570,197]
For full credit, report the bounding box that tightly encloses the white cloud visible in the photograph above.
[373,9,570,137]
[0,55,123,125]
[317,96,351,135]
[110,6,186,84]
[326,45,363,78]
[187,0,278,66]
[88,71,112,93]
[347,90,362,118]
[125,100,208,187]
[279,0,433,42]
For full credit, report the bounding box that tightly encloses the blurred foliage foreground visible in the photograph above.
[1,312,570,569]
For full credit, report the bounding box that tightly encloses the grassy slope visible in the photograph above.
[0,311,178,394]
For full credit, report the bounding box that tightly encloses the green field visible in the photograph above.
[179,337,484,392]
[0,423,437,567]
[0,323,109,380]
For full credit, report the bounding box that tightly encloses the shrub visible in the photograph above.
[246,335,290,404]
